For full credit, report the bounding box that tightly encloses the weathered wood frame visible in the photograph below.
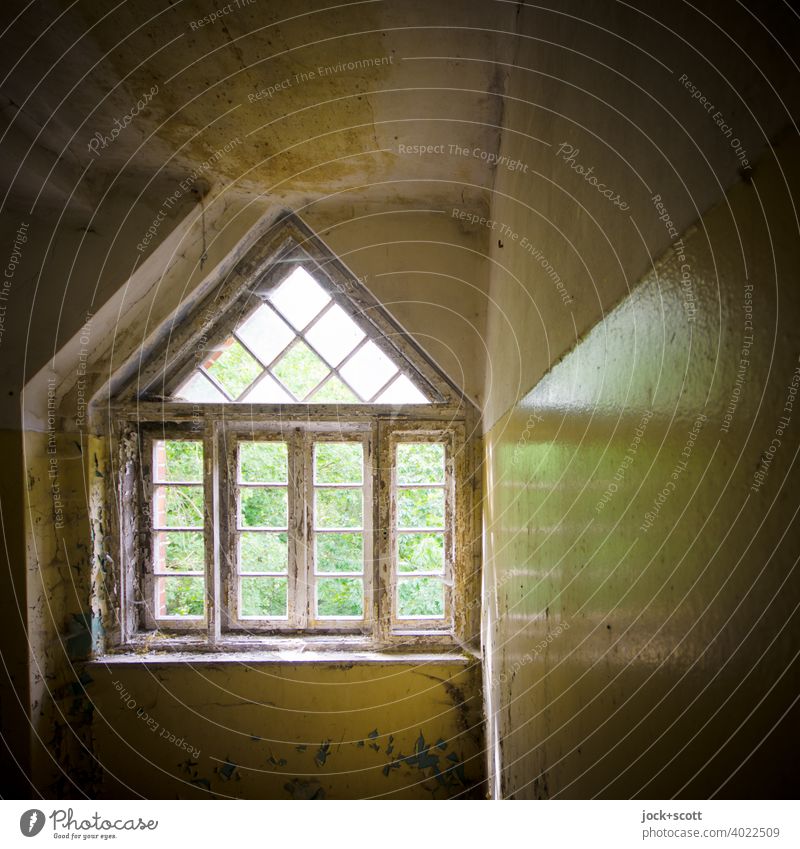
[102,212,481,653]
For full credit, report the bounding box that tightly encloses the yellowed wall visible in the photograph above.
[482,135,800,797]
[17,208,489,798]
[481,2,800,428]
[88,659,484,799]
[0,430,32,795]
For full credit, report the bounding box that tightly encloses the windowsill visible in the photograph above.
[90,633,480,665]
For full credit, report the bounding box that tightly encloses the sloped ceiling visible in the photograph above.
[1,0,519,217]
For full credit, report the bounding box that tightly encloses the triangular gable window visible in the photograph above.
[125,214,460,408]
[173,266,429,404]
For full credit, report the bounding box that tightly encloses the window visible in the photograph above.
[171,265,428,405]
[108,214,477,650]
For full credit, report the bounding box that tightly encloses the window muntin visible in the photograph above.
[135,424,460,642]
[312,441,366,621]
[390,434,454,629]
[148,438,206,624]
[236,440,290,621]
[172,264,430,405]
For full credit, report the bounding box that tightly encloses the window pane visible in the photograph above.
[375,374,429,404]
[272,341,330,400]
[339,340,397,400]
[315,489,363,529]
[397,577,444,618]
[314,442,363,484]
[269,266,331,330]
[173,370,228,403]
[235,303,294,365]
[316,533,363,573]
[155,531,204,572]
[316,577,363,617]
[154,440,203,482]
[158,576,205,617]
[202,337,263,399]
[240,487,288,528]
[398,532,444,573]
[304,303,365,366]
[396,443,445,484]
[239,441,288,483]
[241,576,288,617]
[308,376,359,403]
[239,532,288,573]
[155,486,204,528]
[240,374,294,403]
[397,488,444,529]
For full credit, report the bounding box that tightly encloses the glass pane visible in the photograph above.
[239,532,288,573]
[202,337,263,399]
[397,577,444,618]
[240,487,288,528]
[314,442,363,484]
[308,376,359,403]
[155,485,204,528]
[272,341,330,400]
[155,440,203,482]
[398,532,444,573]
[158,576,205,617]
[241,576,288,617]
[316,577,363,618]
[315,489,362,529]
[235,304,294,365]
[239,441,288,483]
[375,374,429,404]
[396,443,445,484]
[173,371,227,403]
[339,340,398,400]
[269,266,331,330]
[240,374,294,403]
[304,303,365,366]
[316,533,363,573]
[397,488,445,529]
[155,531,204,572]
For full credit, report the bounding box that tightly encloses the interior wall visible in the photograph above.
[16,198,488,798]
[88,659,484,800]
[482,132,800,798]
[480,0,800,428]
